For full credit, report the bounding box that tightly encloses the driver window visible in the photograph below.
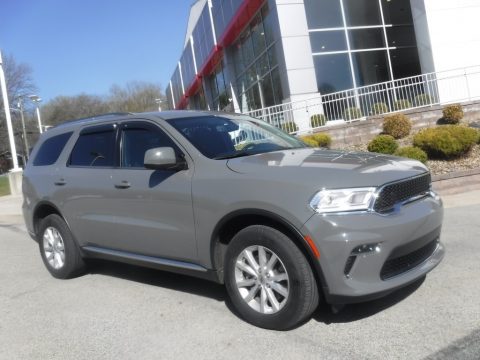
[121,126,177,168]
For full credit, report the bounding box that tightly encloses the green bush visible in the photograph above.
[383,113,412,139]
[367,135,398,155]
[394,146,428,164]
[311,133,332,148]
[300,137,318,147]
[413,125,478,159]
[415,94,433,107]
[343,107,363,121]
[310,114,327,128]
[442,104,464,124]
[394,99,412,111]
[300,133,332,148]
[280,121,299,133]
[371,102,389,115]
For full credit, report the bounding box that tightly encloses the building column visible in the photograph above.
[274,0,322,131]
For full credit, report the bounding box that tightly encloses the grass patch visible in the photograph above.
[0,176,11,197]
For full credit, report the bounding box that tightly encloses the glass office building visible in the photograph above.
[167,0,480,116]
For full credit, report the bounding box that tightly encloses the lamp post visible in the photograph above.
[155,98,163,112]
[0,50,21,171]
[28,94,43,133]
[9,106,29,162]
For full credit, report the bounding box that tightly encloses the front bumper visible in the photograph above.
[302,194,444,304]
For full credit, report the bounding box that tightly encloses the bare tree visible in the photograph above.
[0,53,38,154]
[108,81,165,113]
[42,94,110,126]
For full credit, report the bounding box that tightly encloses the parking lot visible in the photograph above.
[0,193,479,360]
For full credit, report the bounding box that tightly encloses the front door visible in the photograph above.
[106,121,197,262]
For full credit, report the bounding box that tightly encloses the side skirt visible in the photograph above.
[81,245,222,283]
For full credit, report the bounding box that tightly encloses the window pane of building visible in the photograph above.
[344,0,382,26]
[271,68,284,104]
[313,54,353,94]
[390,47,422,79]
[348,28,385,50]
[248,86,262,110]
[304,0,343,29]
[386,26,417,48]
[268,46,278,68]
[261,5,276,46]
[212,0,226,39]
[241,32,255,67]
[233,44,245,75]
[382,0,414,25]
[250,14,266,56]
[216,67,226,94]
[352,50,390,87]
[261,73,275,107]
[256,53,270,77]
[310,31,347,53]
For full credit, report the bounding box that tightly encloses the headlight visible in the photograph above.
[310,187,377,214]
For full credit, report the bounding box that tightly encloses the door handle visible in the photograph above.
[114,181,131,189]
[54,179,66,186]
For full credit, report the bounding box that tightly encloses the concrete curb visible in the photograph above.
[432,168,480,195]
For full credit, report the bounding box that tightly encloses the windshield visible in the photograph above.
[167,115,307,159]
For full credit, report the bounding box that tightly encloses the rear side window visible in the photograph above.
[33,132,73,166]
[69,130,116,167]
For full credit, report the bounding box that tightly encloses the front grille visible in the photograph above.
[380,239,438,280]
[374,173,431,213]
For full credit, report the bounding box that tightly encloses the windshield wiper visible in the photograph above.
[213,151,252,160]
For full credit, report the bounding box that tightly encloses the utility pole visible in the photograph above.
[18,99,29,159]
[0,50,21,171]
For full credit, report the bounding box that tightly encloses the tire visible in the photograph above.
[224,225,319,330]
[38,214,86,279]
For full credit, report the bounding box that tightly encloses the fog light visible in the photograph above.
[352,243,380,255]
[344,255,356,277]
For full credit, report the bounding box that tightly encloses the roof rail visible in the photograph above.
[54,112,135,128]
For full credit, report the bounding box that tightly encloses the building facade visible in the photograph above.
[167,0,480,130]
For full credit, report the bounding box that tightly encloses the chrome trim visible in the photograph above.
[313,172,435,216]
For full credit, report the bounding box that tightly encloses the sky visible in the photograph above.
[0,0,193,102]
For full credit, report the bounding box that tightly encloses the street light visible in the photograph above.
[0,50,21,171]
[28,94,43,133]
[155,98,163,112]
[9,106,29,162]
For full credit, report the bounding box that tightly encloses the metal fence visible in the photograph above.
[244,65,480,134]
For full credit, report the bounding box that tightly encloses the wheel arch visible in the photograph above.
[210,209,329,295]
[32,201,65,237]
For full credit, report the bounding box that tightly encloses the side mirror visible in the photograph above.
[144,147,186,171]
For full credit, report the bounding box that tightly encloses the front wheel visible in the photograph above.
[224,225,319,330]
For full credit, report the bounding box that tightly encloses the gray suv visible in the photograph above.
[22,111,444,330]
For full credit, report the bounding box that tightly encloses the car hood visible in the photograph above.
[226,148,429,188]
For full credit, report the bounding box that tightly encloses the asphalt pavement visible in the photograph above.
[0,192,479,360]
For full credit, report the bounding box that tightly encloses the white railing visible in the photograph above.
[245,65,480,134]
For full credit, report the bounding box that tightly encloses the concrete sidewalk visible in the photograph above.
[0,195,24,225]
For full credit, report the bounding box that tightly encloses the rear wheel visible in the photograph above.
[225,225,319,330]
[38,214,86,279]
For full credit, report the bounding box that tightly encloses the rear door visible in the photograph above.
[57,123,120,247]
